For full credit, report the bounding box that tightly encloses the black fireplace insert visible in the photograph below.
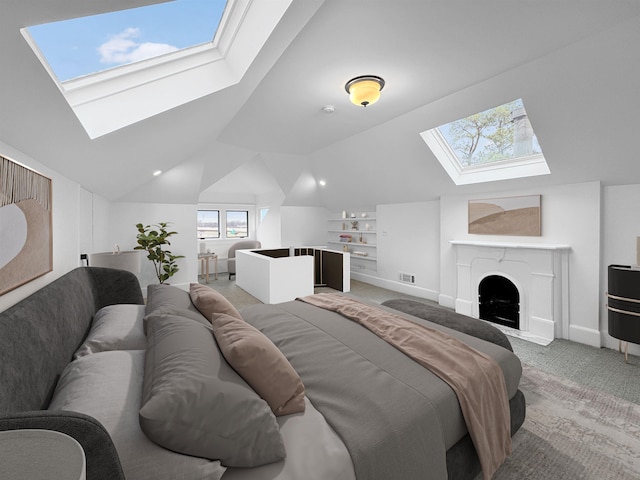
[478,275,520,329]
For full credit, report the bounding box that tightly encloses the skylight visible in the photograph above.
[420,99,550,185]
[21,0,293,139]
[27,0,227,82]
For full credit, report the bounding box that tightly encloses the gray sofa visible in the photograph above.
[0,267,144,480]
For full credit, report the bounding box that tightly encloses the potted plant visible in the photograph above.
[134,222,185,284]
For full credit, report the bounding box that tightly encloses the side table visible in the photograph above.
[198,253,218,283]
[0,429,86,480]
[607,264,640,363]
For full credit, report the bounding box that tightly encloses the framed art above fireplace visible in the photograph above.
[468,194,541,236]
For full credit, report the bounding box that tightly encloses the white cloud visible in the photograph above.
[98,27,178,65]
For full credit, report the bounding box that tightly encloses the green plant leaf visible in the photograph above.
[135,221,182,284]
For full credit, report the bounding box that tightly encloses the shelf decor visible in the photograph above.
[0,155,52,295]
[468,195,541,236]
[329,211,377,274]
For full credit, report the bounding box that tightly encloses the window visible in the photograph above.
[420,98,550,185]
[197,210,220,239]
[259,208,269,223]
[26,0,228,82]
[226,210,248,238]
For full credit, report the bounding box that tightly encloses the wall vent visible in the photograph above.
[399,272,415,284]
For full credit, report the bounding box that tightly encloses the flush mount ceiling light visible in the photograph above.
[345,75,385,107]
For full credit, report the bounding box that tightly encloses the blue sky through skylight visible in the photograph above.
[27,0,227,82]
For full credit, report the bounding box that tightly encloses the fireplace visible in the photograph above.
[478,275,520,329]
[450,240,570,344]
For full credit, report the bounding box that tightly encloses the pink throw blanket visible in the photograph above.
[299,293,511,480]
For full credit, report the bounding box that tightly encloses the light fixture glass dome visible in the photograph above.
[345,75,385,107]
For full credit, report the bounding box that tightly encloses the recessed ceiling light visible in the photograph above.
[318,179,327,186]
[153,170,162,176]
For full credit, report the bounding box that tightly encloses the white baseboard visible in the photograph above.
[454,299,473,316]
[569,324,601,348]
[350,272,439,302]
[438,294,455,309]
[528,315,555,344]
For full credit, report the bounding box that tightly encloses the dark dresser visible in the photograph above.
[607,264,640,362]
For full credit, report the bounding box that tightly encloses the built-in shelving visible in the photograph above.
[327,241,377,248]
[328,212,377,272]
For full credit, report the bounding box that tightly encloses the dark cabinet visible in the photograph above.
[607,264,640,362]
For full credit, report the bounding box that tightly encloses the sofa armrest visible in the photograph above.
[88,267,144,309]
[0,410,125,480]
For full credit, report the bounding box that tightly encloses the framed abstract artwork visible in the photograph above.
[0,155,52,295]
[468,194,541,236]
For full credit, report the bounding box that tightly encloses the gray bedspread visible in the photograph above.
[240,300,522,480]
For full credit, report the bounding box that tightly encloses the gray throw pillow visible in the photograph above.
[145,284,210,328]
[140,313,286,467]
[49,350,226,480]
[74,304,146,358]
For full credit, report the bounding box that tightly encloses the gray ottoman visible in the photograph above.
[381,298,513,351]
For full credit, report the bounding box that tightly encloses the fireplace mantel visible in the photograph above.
[450,240,571,251]
[450,240,571,344]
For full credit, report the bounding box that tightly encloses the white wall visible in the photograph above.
[439,181,602,347]
[256,190,286,249]
[78,189,115,257]
[79,187,93,257]
[373,201,440,300]
[601,184,640,356]
[280,206,329,247]
[0,141,84,312]
[257,205,282,249]
[91,193,114,253]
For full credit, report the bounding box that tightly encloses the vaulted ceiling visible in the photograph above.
[3,0,640,212]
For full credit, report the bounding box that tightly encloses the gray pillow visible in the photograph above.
[145,284,210,327]
[74,304,146,358]
[49,350,226,480]
[140,313,286,467]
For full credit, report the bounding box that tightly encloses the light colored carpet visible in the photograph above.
[490,365,640,480]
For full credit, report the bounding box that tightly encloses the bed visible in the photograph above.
[0,270,522,480]
[221,295,525,480]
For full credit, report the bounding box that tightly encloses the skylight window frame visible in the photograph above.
[22,0,238,94]
[20,0,293,139]
[23,0,233,87]
[420,100,550,186]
